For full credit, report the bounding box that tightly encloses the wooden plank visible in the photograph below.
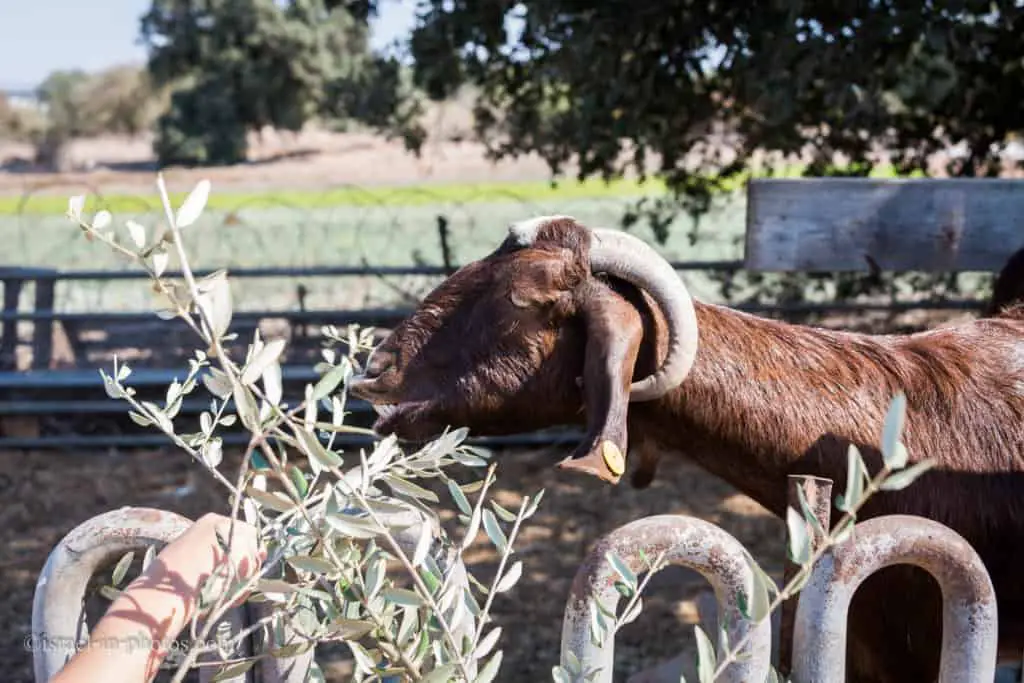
[31,275,56,370]
[745,178,1024,272]
[1,276,23,370]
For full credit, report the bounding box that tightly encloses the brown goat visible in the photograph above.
[348,216,1024,683]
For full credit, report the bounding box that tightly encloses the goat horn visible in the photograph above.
[588,227,699,400]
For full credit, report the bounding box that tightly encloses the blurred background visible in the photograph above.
[2,1,1022,680]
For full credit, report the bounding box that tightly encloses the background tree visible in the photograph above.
[140,0,424,166]
[406,0,1024,305]
[408,1,1024,218]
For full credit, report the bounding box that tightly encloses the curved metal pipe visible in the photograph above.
[560,514,772,683]
[31,506,251,683]
[791,514,998,683]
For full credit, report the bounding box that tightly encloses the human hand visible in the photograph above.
[131,512,266,611]
[51,513,266,683]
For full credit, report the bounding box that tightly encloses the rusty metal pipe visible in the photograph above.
[560,514,772,683]
[791,514,998,683]
[779,475,833,677]
[31,507,251,683]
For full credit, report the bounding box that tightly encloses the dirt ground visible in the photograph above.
[0,125,577,199]
[0,443,784,683]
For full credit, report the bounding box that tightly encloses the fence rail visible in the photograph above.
[0,258,992,451]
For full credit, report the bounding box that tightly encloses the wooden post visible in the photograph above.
[1,275,24,371]
[778,474,833,677]
[32,272,57,370]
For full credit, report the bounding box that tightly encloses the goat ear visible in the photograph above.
[557,285,642,485]
[507,248,577,309]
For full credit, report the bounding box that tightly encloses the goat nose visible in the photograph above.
[363,350,395,379]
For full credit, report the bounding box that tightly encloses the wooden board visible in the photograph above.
[745,178,1024,272]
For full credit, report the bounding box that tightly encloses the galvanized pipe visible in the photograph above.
[779,475,833,677]
[31,506,251,683]
[560,514,772,683]
[791,514,998,683]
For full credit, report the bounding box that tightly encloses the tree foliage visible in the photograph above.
[408,1,1024,214]
[141,0,424,166]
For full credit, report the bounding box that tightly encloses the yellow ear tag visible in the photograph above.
[601,440,625,476]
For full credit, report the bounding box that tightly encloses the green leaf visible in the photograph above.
[141,545,156,573]
[287,555,336,575]
[605,551,637,588]
[837,444,866,513]
[421,663,458,683]
[879,460,935,491]
[475,626,503,660]
[494,560,522,593]
[462,502,483,550]
[126,220,146,249]
[211,658,256,681]
[474,650,503,683]
[324,618,375,640]
[482,509,508,554]
[287,464,309,499]
[448,479,472,516]
[347,641,377,675]
[326,512,381,539]
[382,587,425,607]
[523,489,545,519]
[128,411,152,427]
[92,210,112,230]
[202,368,233,398]
[881,393,907,467]
[786,506,811,564]
[365,555,386,598]
[242,338,287,386]
[412,520,433,568]
[232,382,259,430]
[795,481,824,538]
[384,474,440,503]
[551,666,572,683]
[490,500,517,523]
[111,551,134,586]
[694,624,717,683]
[176,179,211,228]
[245,486,295,513]
[296,428,342,469]
[311,363,349,401]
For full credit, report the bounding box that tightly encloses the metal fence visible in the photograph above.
[29,475,1008,682]
[0,181,997,451]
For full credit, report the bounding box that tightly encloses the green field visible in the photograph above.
[4,182,749,314]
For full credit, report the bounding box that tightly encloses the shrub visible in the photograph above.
[67,175,543,682]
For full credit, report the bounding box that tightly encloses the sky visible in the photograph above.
[0,0,419,91]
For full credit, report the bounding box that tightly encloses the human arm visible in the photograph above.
[50,512,265,683]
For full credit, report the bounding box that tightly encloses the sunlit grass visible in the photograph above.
[0,162,920,215]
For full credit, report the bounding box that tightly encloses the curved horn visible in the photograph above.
[587,227,699,401]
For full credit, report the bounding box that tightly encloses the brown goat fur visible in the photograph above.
[349,217,1024,683]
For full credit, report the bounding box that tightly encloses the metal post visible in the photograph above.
[791,514,998,683]
[560,514,773,683]
[779,475,833,677]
